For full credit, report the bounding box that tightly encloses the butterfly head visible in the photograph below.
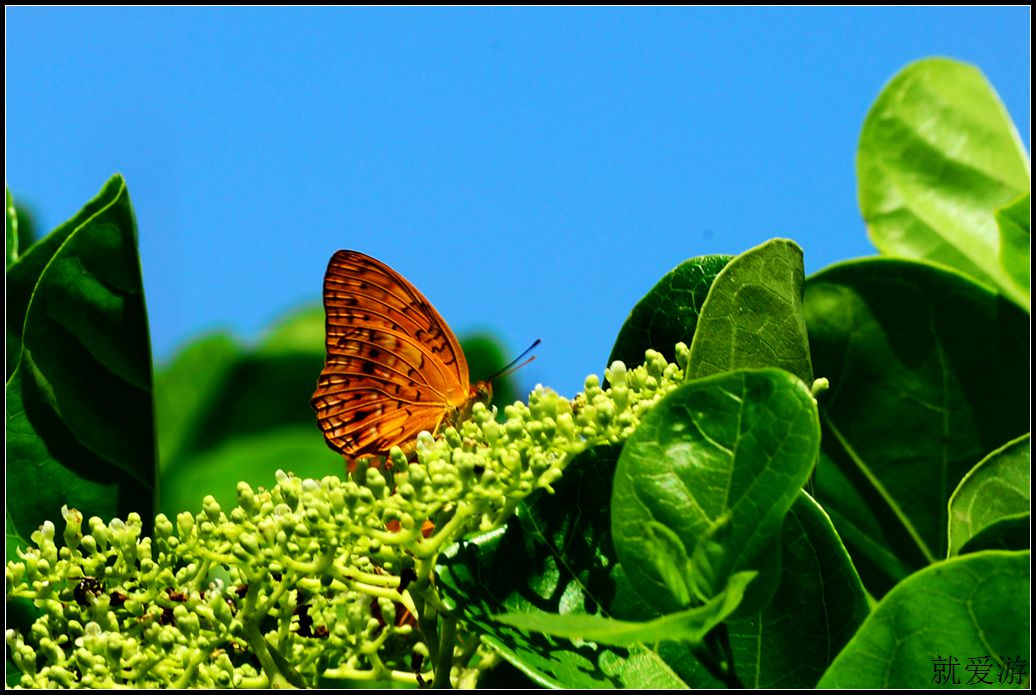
[467,380,494,412]
[471,380,493,406]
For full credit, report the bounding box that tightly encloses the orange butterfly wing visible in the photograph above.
[311,250,476,460]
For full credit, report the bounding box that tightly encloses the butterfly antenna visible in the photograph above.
[487,338,542,383]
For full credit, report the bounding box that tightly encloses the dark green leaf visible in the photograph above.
[608,254,731,372]
[611,369,820,616]
[727,492,871,688]
[439,531,691,688]
[6,179,124,378]
[958,514,1030,555]
[857,58,1030,310]
[686,239,812,385]
[5,175,156,543]
[494,571,755,646]
[805,258,1029,595]
[437,446,719,688]
[996,193,1030,311]
[948,434,1029,557]
[474,659,540,689]
[818,550,1030,688]
[808,450,919,597]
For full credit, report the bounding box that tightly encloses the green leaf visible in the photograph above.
[155,332,242,473]
[727,492,871,688]
[857,57,1031,310]
[807,450,919,597]
[687,239,812,385]
[159,428,343,519]
[5,175,156,545]
[7,179,125,378]
[437,445,720,688]
[611,368,820,616]
[6,188,17,269]
[255,303,325,355]
[494,571,756,647]
[805,258,1029,595]
[957,514,1030,555]
[155,310,340,517]
[996,193,1030,308]
[818,550,1030,688]
[13,202,38,257]
[948,434,1030,557]
[608,254,731,371]
[5,508,28,565]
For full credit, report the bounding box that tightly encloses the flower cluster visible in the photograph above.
[6,347,688,688]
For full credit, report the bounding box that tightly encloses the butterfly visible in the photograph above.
[311,250,494,464]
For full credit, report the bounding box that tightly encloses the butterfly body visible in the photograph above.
[311,250,491,462]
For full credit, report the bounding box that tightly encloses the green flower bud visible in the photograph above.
[153,514,174,540]
[61,506,83,551]
[236,482,257,514]
[88,518,108,547]
[235,533,259,560]
[12,640,37,676]
[213,652,235,683]
[31,520,55,546]
[365,467,387,500]
[443,427,462,448]
[7,562,25,588]
[279,479,300,510]
[105,634,125,663]
[175,607,199,638]
[79,534,98,556]
[202,496,222,524]
[175,512,194,538]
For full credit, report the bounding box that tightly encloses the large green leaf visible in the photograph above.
[819,550,1030,688]
[687,239,812,385]
[947,434,1029,557]
[608,254,731,372]
[857,58,1031,310]
[5,175,156,548]
[611,369,820,617]
[727,492,870,688]
[437,445,720,688]
[805,258,1029,595]
[996,193,1030,307]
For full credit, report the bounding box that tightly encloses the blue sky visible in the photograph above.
[6,7,1031,398]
